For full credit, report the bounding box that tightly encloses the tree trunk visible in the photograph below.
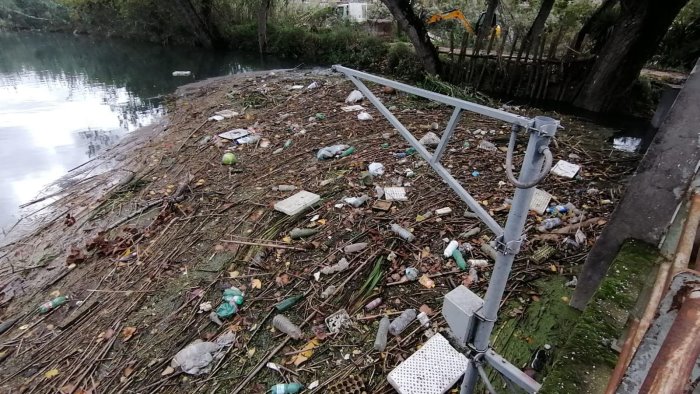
[473,0,498,56]
[520,0,555,57]
[257,0,272,55]
[569,0,618,55]
[573,0,689,112]
[380,0,440,75]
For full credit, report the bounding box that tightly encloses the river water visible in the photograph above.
[0,31,291,234]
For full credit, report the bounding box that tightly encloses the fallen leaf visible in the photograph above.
[549,264,557,272]
[282,236,292,244]
[229,271,240,278]
[44,369,60,379]
[161,366,174,376]
[123,367,134,377]
[291,338,320,366]
[311,325,328,340]
[308,381,320,389]
[421,246,431,259]
[251,279,262,289]
[531,295,541,302]
[121,326,137,342]
[317,219,326,225]
[418,275,435,289]
[49,290,60,298]
[419,304,434,316]
[561,296,570,303]
[214,244,225,252]
[104,328,115,340]
[275,274,290,286]
[247,347,256,357]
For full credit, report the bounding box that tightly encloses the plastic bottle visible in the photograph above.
[452,249,467,270]
[540,218,562,231]
[274,185,297,192]
[365,298,382,311]
[374,316,391,351]
[443,240,459,257]
[275,294,304,312]
[459,226,481,239]
[289,228,319,239]
[389,309,416,336]
[478,140,497,151]
[340,146,356,157]
[417,312,430,328]
[390,224,415,242]
[317,144,349,160]
[344,195,369,207]
[272,315,303,340]
[546,205,568,214]
[480,243,499,260]
[344,243,367,254]
[38,296,68,313]
[321,258,350,275]
[321,285,336,299]
[269,382,304,394]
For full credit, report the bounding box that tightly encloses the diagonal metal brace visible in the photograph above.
[333,65,519,236]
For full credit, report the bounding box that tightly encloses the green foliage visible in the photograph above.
[386,42,423,80]
[652,0,700,71]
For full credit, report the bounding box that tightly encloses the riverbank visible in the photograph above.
[0,68,640,393]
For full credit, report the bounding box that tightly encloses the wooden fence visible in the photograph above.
[439,29,594,102]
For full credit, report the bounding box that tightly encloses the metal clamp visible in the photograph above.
[493,235,524,255]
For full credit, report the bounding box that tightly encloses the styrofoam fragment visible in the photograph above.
[274,190,320,215]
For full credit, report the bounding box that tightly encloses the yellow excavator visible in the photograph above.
[425,9,501,38]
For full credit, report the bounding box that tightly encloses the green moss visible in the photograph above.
[541,240,659,393]
[493,277,581,375]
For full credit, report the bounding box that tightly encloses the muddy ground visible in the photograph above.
[0,68,640,393]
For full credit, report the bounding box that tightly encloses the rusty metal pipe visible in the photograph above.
[639,289,700,393]
[607,193,700,392]
[669,193,700,280]
[604,261,671,394]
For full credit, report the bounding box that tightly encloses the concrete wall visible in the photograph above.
[571,59,700,310]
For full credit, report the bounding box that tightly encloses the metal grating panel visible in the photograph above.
[387,333,469,394]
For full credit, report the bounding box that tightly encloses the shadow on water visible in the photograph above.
[505,98,659,154]
[0,31,293,233]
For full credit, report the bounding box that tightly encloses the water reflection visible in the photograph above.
[613,136,643,153]
[0,31,291,234]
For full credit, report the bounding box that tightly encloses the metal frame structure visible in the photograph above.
[333,65,559,394]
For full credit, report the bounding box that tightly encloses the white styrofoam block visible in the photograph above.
[384,187,407,201]
[529,188,553,214]
[550,160,580,178]
[274,190,320,215]
[388,333,470,394]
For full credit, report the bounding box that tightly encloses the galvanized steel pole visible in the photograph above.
[461,117,557,393]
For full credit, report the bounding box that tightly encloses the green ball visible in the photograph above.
[222,152,237,165]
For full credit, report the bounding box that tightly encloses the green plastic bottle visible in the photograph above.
[340,146,356,157]
[452,249,467,270]
[38,296,68,313]
[269,383,303,394]
[275,294,304,312]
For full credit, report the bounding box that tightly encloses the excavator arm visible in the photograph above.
[425,9,476,35]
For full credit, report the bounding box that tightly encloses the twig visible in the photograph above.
[221,239,308,251]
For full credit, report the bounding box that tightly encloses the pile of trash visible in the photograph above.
[0,69,639,393]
